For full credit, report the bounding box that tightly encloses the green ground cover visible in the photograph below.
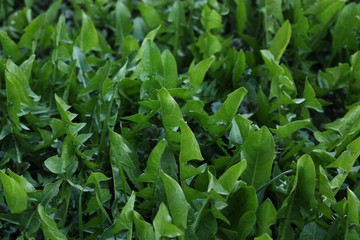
[0,0,360,239]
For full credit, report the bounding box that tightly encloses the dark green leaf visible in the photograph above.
[138,139,167,182]
[241,127,275,190]
[257,199,277,236]
[237,211,256,239]
[299,222,326,240]
[207,87,247,138]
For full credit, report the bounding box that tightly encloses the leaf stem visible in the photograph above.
[257,169,294,193]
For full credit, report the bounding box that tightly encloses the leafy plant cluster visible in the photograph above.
[0,0,360,239]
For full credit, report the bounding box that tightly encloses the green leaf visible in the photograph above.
[78,11,100,52]
[138,139,167,182]
[195,212,217,239]
[271,119,311,139]
[40,180,63,206]
[255,233,273,240]
[37,204,67,240]
[303,79,323,112]
[7,58,38,100]
[188,56,215,91]
[80,61,111,96]
[162,50,178,88]
[158,88,184,144]
[299,222,327,240]
[86,172,111,186]
[269,20,291,61]
[123,35,140,57]
[55,15,71,46]
[218,160,247,193]
[232,50,246,86]
[134,25,161,63]
[168,0,186,54]
[135,39,163,81]
[347,188,360,226]
[278,154,316,239]
[161,171,189,230]
[230,114,255,145]
[153,203,184,239]
[44,156,66,174]
[201,5,223,32]
[237,211,256,239]
[261,50,285,76]
[5,59,38,130]
[327,136,360,172]
[45,0,62,23]
[327,137,360,195]
[0,170,28,213]
[295,154,317,207]
[257,199,277,236]
[207,170,229,196]
[235,0,247,34]
[7,169,35,192]
[106,192,136,237]
[20,55,36,80]
[138,3,164,29]
[351,51,360,82]
[179,121,203,162]
[19,14,45,48]
[86,172,112,222]
[115,1,132,48]
[196,32,222,56]
[207,87,248,138]
[332,3,360,53]
[109,129,141,190]
[241,126,275,190]
[224,186,258,225]
[0,30,21,59]
[265,0,284,25]
[318,166,336,206]
[54,94,77,125]
[312,0,345,25]
[315,104,360,153]
[134,211,155,240]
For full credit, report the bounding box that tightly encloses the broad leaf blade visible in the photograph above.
[271,119,311,139]
[269,20,292,61]
[162,50,178,89]
[257,199,277,236]
[0,170,28,213]
[241,126,275,190]
[218,160,247,193]
[153,203,184,239]
[179,121,203,162]
[161,171,189,230]
[189,56,215,91]
[138,139,167,182]
[158,88,184,144]
[207,87,247,138]
[78,11,100,52]
[37,204,67,240]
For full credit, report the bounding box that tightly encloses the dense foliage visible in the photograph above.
[1,0,360,239]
